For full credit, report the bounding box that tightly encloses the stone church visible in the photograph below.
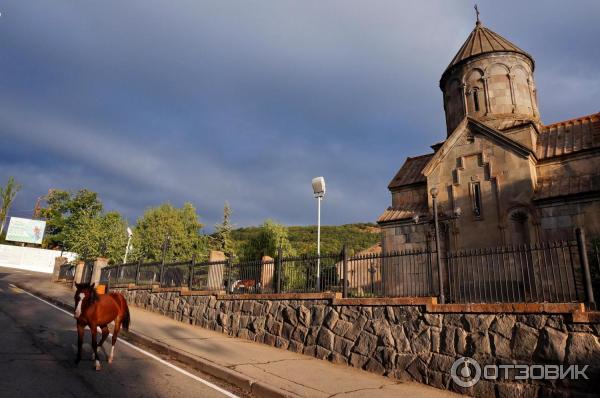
[378,18,599,253]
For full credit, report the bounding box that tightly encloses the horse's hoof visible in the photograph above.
[108,357,113,364]
[95,362,101,371]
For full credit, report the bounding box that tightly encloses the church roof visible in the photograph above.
[536,112,600,160]
[387,153,433,189]
[441,21,534,85]
[377,202,429,224]
[534,174,600,201]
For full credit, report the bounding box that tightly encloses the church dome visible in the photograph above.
[440,19,539,136]
[440,21,535,87]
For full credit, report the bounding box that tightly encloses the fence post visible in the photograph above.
[189,254,195,290]
[91,257,108,286]
[227,256,233,294]
[52,257,68,282]
[576,228,595,309]
[430,188,445,304]
[135,258,141,286]
[116,263,121,285]
[159,234,170,285]
[160,255,166,286]
[342,245,348,298]
[276,246,283,294]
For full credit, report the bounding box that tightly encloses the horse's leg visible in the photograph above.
[90,323,101,371]
[98,325,110,347]
[75,323,84,364]
[91,327,97,360]
[108,317,121,364]
[91,326,107,360]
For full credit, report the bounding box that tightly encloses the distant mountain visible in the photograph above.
[230,223,381,256]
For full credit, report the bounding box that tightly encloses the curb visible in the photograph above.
[14,283,298,398]
[121,329,296,398]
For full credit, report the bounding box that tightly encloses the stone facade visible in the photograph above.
[378,19,600,252]
[442,53,538,136]
[115,288,600,397]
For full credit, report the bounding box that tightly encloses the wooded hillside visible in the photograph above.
[231,223,380,256]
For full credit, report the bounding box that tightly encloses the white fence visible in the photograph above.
[0,244,77,274]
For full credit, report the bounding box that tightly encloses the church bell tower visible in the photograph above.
[440,13,540,136]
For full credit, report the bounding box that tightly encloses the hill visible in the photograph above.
[230,223,381,256]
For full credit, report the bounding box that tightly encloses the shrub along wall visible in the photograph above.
[113,287,600,397]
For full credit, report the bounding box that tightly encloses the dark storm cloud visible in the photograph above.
[1,1,598,230]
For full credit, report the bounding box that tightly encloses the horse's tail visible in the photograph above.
[122,301,131,331]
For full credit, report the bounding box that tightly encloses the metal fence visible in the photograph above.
[281,253,341,293]
[58,262,76,282]
[99,231,596,305]
[447,241,583,303]
[81,260,94,284]
[344,249,438,298]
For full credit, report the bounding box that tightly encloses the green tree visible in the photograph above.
[239,219,295,260]
[40,189,103,249]
[0,176,22,235]
[213,202,235,255]
[131,203,208,262]
[63,210,128,263]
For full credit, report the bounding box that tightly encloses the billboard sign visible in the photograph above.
[5,217,46,245]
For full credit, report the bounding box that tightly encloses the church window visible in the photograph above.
[473,89,480,112]
[471,182,482,218]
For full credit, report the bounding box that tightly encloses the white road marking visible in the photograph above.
[8,284,24,294]
[17,287,241,398]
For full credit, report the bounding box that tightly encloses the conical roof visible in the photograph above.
[441,21,534,85]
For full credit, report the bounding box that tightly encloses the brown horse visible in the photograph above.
[73,283,130,370]
[231,279,262,293]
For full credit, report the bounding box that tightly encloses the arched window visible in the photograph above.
[470,182,482,218]
[465,69,484,114]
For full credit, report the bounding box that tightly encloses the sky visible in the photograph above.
[1,1,599,232]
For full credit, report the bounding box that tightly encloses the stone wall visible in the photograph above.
[380,221,431,253]
[115,288,600,397]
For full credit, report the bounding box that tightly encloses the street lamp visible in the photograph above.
[430,187,445,304]
[123,227,133,263]
[312,176,326,291]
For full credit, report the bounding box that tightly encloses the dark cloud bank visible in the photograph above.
[1,1,598,231]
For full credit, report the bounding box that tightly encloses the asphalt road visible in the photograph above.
[0,272,248,398]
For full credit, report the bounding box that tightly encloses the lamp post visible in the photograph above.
[312,176,326,291]
[123,227,133,263]
[430,187,445,304]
